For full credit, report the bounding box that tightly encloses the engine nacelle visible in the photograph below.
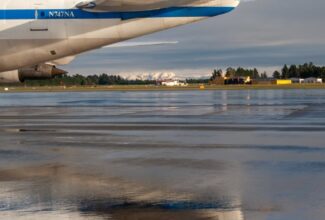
[0,64,67,83]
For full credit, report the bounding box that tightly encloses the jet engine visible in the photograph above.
[0,64,67,83]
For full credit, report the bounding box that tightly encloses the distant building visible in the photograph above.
[276,79,292,85]
[209,76,225,85]
[158,79,188,87]
[252,79,292,85]
[252,78,276,85]
[224,76,251,85]
[305,77,323,83]
[290,78,305,84]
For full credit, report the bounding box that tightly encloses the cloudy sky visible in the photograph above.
[66,0,325,78]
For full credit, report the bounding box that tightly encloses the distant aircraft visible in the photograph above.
[0,0,240,83]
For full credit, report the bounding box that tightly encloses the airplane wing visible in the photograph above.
[104,41,178,48]
[76,0,208,12]
[49,56,77,66]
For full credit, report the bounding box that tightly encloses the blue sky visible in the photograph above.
[66,0,325,78]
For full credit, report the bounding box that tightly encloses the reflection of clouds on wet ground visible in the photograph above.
[0,90,324,219]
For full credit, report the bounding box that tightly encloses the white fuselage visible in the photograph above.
[0,0,239,73]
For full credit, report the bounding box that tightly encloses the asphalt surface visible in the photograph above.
[0,90,324,220]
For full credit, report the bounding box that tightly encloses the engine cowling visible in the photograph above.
[0,64,67,83]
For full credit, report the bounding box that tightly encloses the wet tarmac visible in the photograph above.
[0,89,325,220]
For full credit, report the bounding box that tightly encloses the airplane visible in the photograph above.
[0,0,240,83]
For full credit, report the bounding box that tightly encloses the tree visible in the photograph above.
[288,65,298,78]
[225,67,236,77]
[186,78,209,84]
[253,68,260,79]
[210,69,223,81]
[273,70,281,79]
[260,72,268,79]
[98,74,110,85]
[281,64,289,79]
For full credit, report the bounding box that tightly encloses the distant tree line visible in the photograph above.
[209,67,267,81]
[186,67,268,84]
[209,63,325,81]
[272,63,325,79]
[185,78,209,84]
[17,62,325,87]
[24,73,156,86]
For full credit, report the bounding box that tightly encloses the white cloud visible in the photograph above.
[66,0,325,77]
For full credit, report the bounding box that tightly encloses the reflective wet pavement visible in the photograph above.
[0,90,324,220]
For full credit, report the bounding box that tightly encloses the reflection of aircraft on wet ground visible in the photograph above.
[0,164,244,220]
[0,0,240,83]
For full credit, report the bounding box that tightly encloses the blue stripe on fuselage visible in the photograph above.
[0,7,235,20]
